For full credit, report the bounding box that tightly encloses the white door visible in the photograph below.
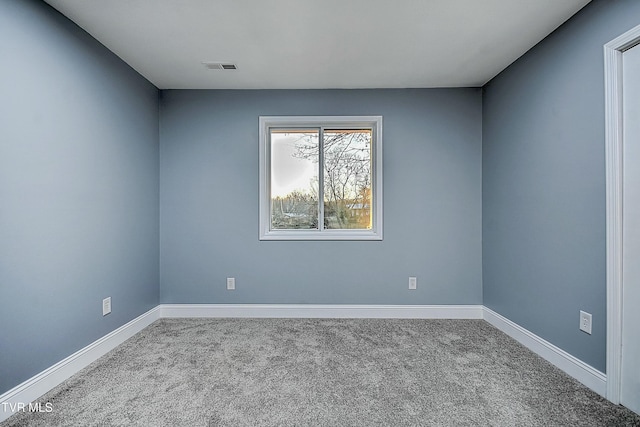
[622,41,640,415]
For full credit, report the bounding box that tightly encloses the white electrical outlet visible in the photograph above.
[226,277,235,290]
[579,310,592,334]
[409,277,417,290]
[102,297,111,316]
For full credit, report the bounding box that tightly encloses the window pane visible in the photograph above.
[323,130,372,229]
[270,129,319,229]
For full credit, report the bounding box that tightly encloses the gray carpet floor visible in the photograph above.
[2,318,639,426]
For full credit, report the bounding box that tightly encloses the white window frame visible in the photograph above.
[259,116,383,241]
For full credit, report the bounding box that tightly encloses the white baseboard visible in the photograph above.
[483,307,607,397]
[1,303,608,423]
[159,304,485,319]
[0,306,161,423]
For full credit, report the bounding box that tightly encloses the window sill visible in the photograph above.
[259,229,383,241]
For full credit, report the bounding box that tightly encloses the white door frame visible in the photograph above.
[605,23,640,404]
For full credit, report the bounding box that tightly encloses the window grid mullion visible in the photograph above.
[318,127,325,231]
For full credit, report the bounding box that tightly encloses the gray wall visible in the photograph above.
[160,89,482,305]
[0,0,160,393]
[482,0,640,373]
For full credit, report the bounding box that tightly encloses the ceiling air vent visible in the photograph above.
[203,62,237,70]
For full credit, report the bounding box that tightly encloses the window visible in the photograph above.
[259,116,383,240]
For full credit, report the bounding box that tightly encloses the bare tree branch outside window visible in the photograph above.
[271,129,372,230]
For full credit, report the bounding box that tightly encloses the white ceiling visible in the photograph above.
[44,0,591,90]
